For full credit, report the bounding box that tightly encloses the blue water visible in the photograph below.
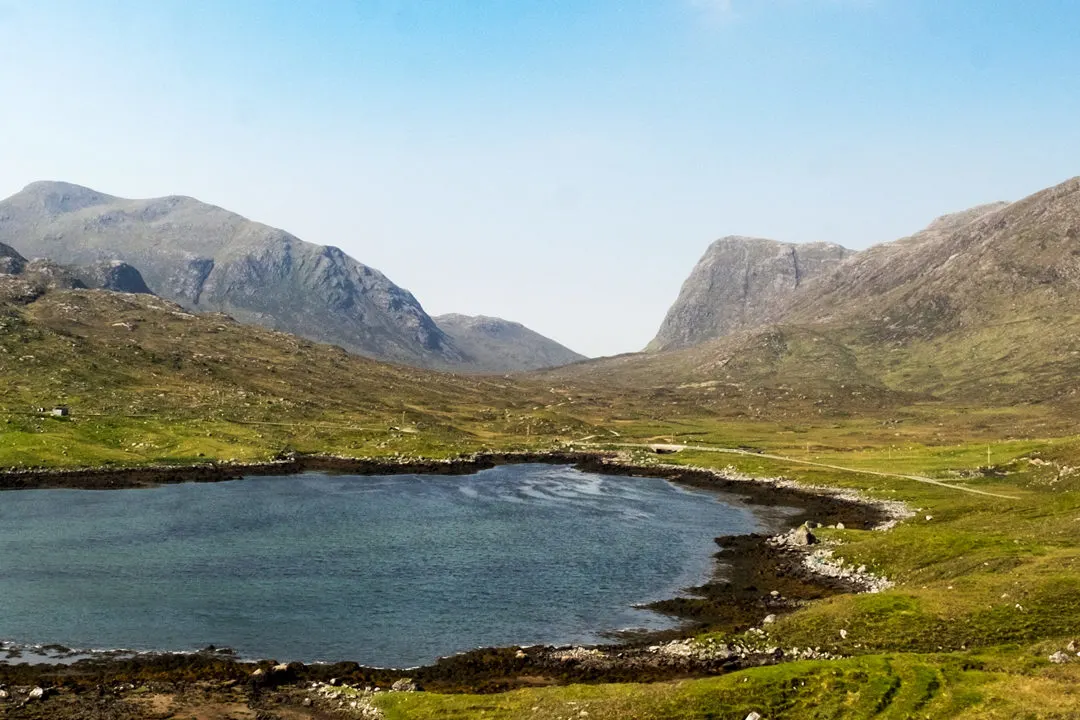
[0,464,763,667]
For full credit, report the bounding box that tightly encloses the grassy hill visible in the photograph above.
[0,282,603,467]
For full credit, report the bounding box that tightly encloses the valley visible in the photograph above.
[3,176,1080,719]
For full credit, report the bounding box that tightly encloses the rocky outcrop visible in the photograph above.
[0,182,463,369]
[434,314,586,373]
[0,243,26,274]
[72,259,152,294]
[647,237,853,352]
[0,241,152,295]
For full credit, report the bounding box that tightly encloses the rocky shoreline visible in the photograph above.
[0,451,910,718]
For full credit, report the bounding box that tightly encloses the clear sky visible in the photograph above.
[2,1,1079,358]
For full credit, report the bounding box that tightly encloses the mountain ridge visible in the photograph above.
[0,181,578,373]
[433,313,586,373]
[546,176,1080,413]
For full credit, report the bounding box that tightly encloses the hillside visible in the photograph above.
[434,314,586,373]
[646,237,853,352]
[0,281,552,421]
[0,181,467,369]
[549,177,1080,413]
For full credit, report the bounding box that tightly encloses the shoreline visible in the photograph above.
[0,451,908,705]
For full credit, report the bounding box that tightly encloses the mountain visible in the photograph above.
[0,181,464,369]
[646,237,853,352]
[548,177,1080,414]
[433,314,586,373]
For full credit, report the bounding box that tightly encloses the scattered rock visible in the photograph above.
[763,614,777,625]
[1050,651,1071,664]
[391,678,418,692]
[746,712,764,720]
[835,522,845,530]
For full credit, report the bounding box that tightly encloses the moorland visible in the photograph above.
[2,178,1080,718]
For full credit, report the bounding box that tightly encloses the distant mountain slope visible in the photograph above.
[647,237,853,352]
[785,202,1012,332]
[0,181,463,369]
[548,177,1080,413]
[434,314,586,373]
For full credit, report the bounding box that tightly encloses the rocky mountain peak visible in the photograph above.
[646,236,854,352]
[15,181,116,215]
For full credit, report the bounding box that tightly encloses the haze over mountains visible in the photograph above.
[0,182,584,374]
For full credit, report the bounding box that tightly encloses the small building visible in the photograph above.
[50,406,69,418]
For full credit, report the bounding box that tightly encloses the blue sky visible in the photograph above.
[2,1,1079,357]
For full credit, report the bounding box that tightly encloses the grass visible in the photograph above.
[7,287,1080,717]
[376,653,1080,719]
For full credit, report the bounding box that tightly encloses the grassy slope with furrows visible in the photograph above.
[372,436,1080,719]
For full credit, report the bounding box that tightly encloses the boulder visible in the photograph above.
[391,678,418,692]
[791,524,817,546]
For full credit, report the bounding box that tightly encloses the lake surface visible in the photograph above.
[0,464,765,667]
